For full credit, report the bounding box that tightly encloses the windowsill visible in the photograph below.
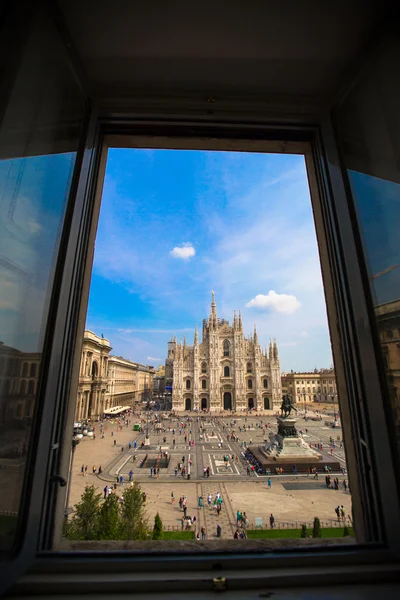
[9,541,399,597]
[57,536,356,552]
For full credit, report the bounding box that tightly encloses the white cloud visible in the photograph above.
[147,356,161,362]
[246,290,301,314]
[300,331,308,337]
[169,243,196,260]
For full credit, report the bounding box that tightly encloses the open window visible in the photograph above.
[1,1,400,596]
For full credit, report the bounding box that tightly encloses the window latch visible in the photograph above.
[50,475,67,487]
[212,577,227,592]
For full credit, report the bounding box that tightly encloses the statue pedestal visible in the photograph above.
[144,436,150,447]
[267,416,322,463]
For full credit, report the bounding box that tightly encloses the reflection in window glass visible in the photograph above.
[335,35,400,455]
[0,13,84,554]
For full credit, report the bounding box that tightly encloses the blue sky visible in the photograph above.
[86,149,333,371]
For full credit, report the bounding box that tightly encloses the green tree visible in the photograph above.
[98,493,122,540]
[65,485,102,540]
[120,482,149,540]
[152,512,163,540]
[312,517,322,538]
[343,525,350,537]
[300,523,308,538]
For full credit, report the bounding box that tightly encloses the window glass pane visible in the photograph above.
[335,35,400,458]
[0,12,84,555]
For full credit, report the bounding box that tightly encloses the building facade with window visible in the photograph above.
[0,342,41,426]
[166,293,281,412]
[282,369,338,404]
[375,299,400,437]
[75,331,154,421]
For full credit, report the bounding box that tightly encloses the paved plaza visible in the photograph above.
[68,410,352,539]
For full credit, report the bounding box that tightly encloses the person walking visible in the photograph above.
[84,465,88,477]
[269,514,275,529]
[201,526,206,540]
[171,491,175,504]
[343,479,348,492]
[216,524,222,538]
[81,465,85,477]
[340,505,346,520]
[247,466,251,476]
[103,485,108,499]
[335,505,340,521]
[267,477,271,489]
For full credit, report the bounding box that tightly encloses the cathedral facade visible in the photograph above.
[166,293,281,413]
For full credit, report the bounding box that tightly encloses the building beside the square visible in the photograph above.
[75,330,154,421]
[281,369,337,405]
[153,364,166,394]
[166,292,281,412]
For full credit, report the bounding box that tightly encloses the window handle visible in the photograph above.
[50,475,67,487]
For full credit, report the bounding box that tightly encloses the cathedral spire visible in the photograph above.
[238,310,243,331]
[194,324,198,345]
[211,290,217,316]
[233,310,238,329]
[254,324,258,345]
[269,338,273,360]
[209,290,217,328]
[273,338,279,360]
[183,335,186,348]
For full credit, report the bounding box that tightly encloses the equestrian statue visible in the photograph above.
[280,394,298,418]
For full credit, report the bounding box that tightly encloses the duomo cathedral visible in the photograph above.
[165,292,281,412]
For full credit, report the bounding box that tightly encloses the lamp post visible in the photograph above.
[64,436,80,519]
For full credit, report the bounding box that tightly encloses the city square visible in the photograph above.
[68,408,352,540]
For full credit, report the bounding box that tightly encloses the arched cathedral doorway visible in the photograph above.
[223,392,232,411]
[185,398,192,411]
[264,397,270,410]
[201,397,207,410]
[248,398,254,410]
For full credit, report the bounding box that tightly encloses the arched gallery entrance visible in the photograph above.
[248,398,254,410]
[223,392,232,410]
[264,397,270,410]
[201,397,207,410]
[185,398,192,411]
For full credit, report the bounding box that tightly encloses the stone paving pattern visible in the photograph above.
[69,411,352,539]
